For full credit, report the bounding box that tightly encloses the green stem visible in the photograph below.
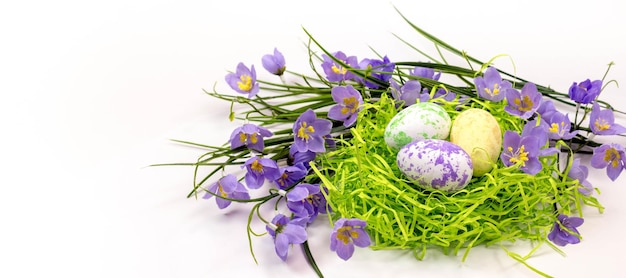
[301,241,324,278]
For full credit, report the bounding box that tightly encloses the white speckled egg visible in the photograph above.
[397,139,473,193]
[450,108,502,177]
[384,102,451,149]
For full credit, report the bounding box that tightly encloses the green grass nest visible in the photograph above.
[311,93,603,261]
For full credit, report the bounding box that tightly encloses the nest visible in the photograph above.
[311,93,602,260]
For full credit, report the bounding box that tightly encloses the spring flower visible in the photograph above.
[501,130,542,175]
[225,62,260,98]
[321,51,358,82]
[293,109,333,153]
[504,82,542,119]
[202,174,250,209]
[545,112,577,140]
[229,123,273,152]
[568,158,593,196]
[432,87,458,102]
[357,56,395,89]
[266,214,308,261]
[474,66,512,102]
[568,79,602,104]
[330,218,371,260]
[548,214,584,247]
[589,102,626,135]
[389,79,426,106]
[591,143,626,181]
[537,98,558,120]
[244,156,281,189]
[288,144,317,168]
[274,164,308,189]
[522,119,549,146]
[409,66,441,81]
[328,85,364,127]
[523,120,559,157]
[261,48,286,76]
[286,183,328,222]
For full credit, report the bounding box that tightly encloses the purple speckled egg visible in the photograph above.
[396,139,473,193]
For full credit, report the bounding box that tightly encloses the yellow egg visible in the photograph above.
[450,108,502,177]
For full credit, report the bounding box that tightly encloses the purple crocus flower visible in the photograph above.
[225,62,260,98]
[548,214,584,247]
[537,98,558,120]
[293,109,333,153]
[274,164,308,189]
[356,55,395,89]
[568,158,593,196]
[432,87,457,102]
[243,156,281,189]
[504,82,542,119]
[501,130,542,175]
[389,79,425,107]
[321,51,358,82]
[266,214,308,261]
[262,48,286,76]
[328,85,364,127]
[591,143,626,181]
[522,119,559,157]
[202,174,250,209]
[568,79,602,104]
[286,183,328,222]
[330,218,371,260]
[229,123,273,152]
[409,66,441,81]
[546,112,577,140]
[589,102,626,135]
[288,144,317,168]
[474,66,512,102]
[522,119,549,147]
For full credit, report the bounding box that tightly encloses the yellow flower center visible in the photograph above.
[217,182,227,198]
[336,226,359,244]
[277,172,288,187]
[548,123,560,133]
[237,74,253,92]
[331,64,347,75]
[251,159,263,172]
[297,122,315,141]
[239,132,259,144]
[508,145,529,166]
[484,83,501,96]
[306,194,320,205]
[513,95,534,112]
[594,118,611,131]
[604,148,621,168]
[341,96,359,115]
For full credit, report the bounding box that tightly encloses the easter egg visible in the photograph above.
[450,108,503,177]
[384,102,451,149]
[396,139,473,192]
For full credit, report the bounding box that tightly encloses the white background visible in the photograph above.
[2,0,626,277]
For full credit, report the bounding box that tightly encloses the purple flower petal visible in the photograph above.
[286,187,309,202]
[351,229,372,247]
[606,163,623,181]
[274,234,289,261]
[215,197,231,209]
[282,224,307,244]
[335,241,355,261]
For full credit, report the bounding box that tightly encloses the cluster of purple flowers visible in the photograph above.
[321,51,395,89]
[474,67,626,247]
[216,46,625,264]
[207,48,373,262]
